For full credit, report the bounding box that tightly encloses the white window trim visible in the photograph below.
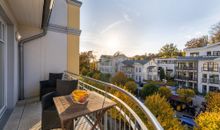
[0,16,7,118]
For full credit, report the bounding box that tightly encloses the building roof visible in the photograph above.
[122,60,148,66]
[184,42,220,51]
[100,55,113,59]
[176,56,219,61]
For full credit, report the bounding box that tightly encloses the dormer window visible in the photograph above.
[213,51,220,56]
[207,51,211,56]
[190,52,199,57]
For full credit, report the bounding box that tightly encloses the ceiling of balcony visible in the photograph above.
[6,0,44,28]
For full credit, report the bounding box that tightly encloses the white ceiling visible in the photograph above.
[6,0,44,28]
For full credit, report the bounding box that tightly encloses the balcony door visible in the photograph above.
[0,17,6,117]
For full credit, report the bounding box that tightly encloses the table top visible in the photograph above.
[53,91,116,121]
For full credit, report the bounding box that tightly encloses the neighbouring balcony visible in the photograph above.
[175,66,197,70]
[202,78,219,84]
[175,76,197,81]
[209,78,219,84]
[4,71,162,130]
[202,67,219,72]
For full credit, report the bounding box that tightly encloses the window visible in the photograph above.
[207,51,212,56]
[209,75,219,84]
[0,21,2,40]
[139,76,142,82]
[209,86,219,92]
[202,74,207,78]
[139,68,141,72]
[203,62,218,72]
[203,62,208,71]
[213,51,220,56]
[0,43,4,110]
[190,52,199,57]
[0,18,6,113]
[202,85,207,94]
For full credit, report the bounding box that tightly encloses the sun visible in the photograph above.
[106,36,121,51]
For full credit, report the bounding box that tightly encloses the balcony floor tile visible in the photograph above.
[4,98,92,130]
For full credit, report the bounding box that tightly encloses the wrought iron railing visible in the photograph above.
[63,71,163,130]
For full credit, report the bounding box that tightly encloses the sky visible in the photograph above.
[80,0,220,58]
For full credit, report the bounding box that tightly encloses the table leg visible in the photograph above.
[62,119,74,130]
[91,109,107,130]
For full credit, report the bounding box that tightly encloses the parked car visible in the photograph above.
[179,115,196,128]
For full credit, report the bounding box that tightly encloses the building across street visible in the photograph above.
[99,43,220,93]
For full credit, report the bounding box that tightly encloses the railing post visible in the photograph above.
[104,112,108,130]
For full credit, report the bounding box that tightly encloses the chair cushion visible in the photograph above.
[56,80,78,96]
[49,73,63,81]
[48,80,56,88]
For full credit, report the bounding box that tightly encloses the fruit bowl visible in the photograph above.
[71,90,89,104]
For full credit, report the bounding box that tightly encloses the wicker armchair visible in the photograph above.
[40,73,63,100]
[41,79,78,130]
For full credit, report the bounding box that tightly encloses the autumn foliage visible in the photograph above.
[145,94,185,130]
[195,92,220,130]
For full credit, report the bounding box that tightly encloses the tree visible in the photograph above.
[141,84,158,98]
[80,51,96,75]
[113,51,124,57]
[92,72,101,80]
[195,112,220,130]
[205,92,220,112]
[111,71,128,86]
[159,43,179,58]
[145,94,184,130]
[100,73,111,82]
[210,22,220,43]
[176,88,195,103]
[185,35,208,49]
[81,67,89,76]
[158,87,172,99]
[159,67,165,81]
[125,81,137,94]
[195,92,220,129]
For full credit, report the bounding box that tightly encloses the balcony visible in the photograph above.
[202,67,219,72]
[175,66,197,71]
[175,76,197,81]
[202,78,219,84]
[4,71,163,130]
[209,78,219,84]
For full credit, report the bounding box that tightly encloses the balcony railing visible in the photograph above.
[175,66,197,70]
[202,78,219,84]
[209,78,219,84]
[64,71,163,130]
[175,76,197,81]
[202,67,219,72]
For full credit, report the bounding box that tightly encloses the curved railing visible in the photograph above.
[64,71,163,130]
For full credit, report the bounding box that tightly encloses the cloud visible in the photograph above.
[100,20,124,34]
[100,13,132,34]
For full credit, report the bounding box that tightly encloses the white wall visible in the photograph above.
[24,31,67,98]
[185,43,220,56]
[198,60,220,93]
[23,0,69,98]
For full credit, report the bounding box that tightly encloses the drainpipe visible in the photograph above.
[18,0,53,100]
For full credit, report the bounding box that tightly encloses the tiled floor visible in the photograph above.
[3,98,92,130]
